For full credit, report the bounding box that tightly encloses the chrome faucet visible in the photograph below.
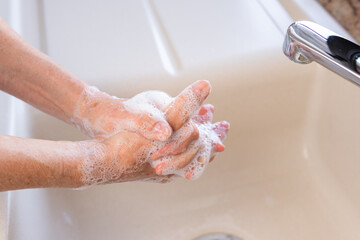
[283,21,360,87]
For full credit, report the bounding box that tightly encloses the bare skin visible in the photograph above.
[0,105,229,191]
[73,80,211,140]
[90,105,229,184]
[0,135,85,190]
[0,18,230,191]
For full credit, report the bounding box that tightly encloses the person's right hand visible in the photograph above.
[79,103,230,185]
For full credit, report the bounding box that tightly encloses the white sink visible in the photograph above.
[0,92,12,240]
[0,1,12,237]
[3,0,360,239]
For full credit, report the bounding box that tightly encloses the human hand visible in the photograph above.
[79,104,229,185]
[152,104,230,180]
[72,81,211,141]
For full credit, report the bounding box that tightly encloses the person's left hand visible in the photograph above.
[72,81,211,141]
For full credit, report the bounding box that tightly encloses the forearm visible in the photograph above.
[0,18,87,123]
[0,135,92,191]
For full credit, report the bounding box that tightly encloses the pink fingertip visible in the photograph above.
[194,104,215,123]
[199,104,214,115]
[155,162,166,175]
[152,121,172,141]
[185,169,193,180]
[219,121,230,131]
[198,106,207,116]
[212,121,230,140]
[193,80,211,93]
[207,104,215,113]
[215,143,225,152]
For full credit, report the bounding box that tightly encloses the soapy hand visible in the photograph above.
[152,104,230,180]
[72,81,211,141]
[80,104,229,185]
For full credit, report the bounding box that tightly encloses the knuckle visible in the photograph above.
[138,113,154,129]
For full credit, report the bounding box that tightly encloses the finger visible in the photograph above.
[155,145,200,175]
[184,120,229,179]
[208,132,227,165]
[151,122,199,160]
[165,80,211,131]
[212,142,225,152]
[185,168,193,180]
[212,121,230,141]
[184,159,205,180]
[192,104,214,124]
[122,91,173,141]
[183,141,220,180]
[134,113,173,141]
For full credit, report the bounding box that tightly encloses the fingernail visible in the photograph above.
[155,162,166,175]
[222,121,230,131]
[153,122,172,140]
[195,80,210,91]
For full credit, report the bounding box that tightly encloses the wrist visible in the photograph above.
[76,140,109,187]
[53,141,95,189]
[71,86,121,137]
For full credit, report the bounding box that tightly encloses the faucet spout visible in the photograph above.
[283,21,360,87]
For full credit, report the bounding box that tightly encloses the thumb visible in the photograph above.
[137,114,173,141]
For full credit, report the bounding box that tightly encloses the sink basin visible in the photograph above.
[3,0,360,239]
[11,53,360,240]
[0,92,12,240]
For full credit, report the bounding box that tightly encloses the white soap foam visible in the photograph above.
[150,121,221,180]
[71,86,109,138]
[122,90,171,113]
[121,90,172,138]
